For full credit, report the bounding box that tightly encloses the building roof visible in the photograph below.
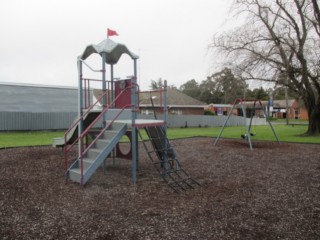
[0,82,78,112]
[139,88,205,108]
[208,103,233,108]
[233,99,298,109]
[271,99,297,108]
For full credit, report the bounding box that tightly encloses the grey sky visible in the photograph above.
[0,0,232,90]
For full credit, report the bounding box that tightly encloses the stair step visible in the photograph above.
[67,121,127,185]
[69,168,82,183]
[82,157,96,169]
[86,148,102,159]
[105,121,126,131]
[95,139,110,149]
[102,130,119,139]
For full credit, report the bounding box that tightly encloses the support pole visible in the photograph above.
[134,59,139,171]
[102,53,107,124]
[260,100,281,144]
[163,80,168,132]
[285,83,289,125]
[77,59,84,185]
[101,53,107,175]
[110,63,116,166]
[163,80,168,171]
[110,64,114,107]
[131,59,138,184]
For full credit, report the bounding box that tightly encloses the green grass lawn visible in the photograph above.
[166,124,320,143]
[0,131,65,148]
[0,124,319,148]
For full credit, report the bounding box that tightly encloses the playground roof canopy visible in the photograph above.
[79,38,139,64]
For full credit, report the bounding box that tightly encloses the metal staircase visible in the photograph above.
[66,121,127,185]
[63,81,135,186]
[139,126,200,193]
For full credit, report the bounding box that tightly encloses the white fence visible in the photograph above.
[0,112,77,131]
[0,112,267,131]
[144,114,266,128]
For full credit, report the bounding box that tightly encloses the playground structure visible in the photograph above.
[214,98,280,150]
[54,38,199,192]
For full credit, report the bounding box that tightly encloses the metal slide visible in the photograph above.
[52,110,101,147]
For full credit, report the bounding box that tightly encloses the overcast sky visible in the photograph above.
[0,0,233,90]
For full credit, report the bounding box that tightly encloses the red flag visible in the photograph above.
[107,28,119,37]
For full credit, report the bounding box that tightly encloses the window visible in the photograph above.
[170,109,182,115]
[294,109,300,119]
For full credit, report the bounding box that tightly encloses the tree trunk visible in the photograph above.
[306,98,320,135]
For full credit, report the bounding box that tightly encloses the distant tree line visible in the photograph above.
[149,67,298,105]
[178,68,297,104]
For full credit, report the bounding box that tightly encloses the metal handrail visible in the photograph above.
[64,101,107,178]
[64,86,108,149]
[64,88,109,176]
[79,59,104,72]
[64,82,139,183]
[82,103,132,156]
[78,102,132,185]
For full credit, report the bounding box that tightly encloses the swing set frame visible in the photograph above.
[214,98,280,150]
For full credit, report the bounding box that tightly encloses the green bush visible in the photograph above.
[204,110,216,116]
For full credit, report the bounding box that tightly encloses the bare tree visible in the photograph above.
[311,0,320,36]
[210,0,320,135]
[149,78,163,90]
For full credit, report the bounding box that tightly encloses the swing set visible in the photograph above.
[214,98,280,150]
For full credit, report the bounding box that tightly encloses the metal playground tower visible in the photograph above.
[55,38,199,192]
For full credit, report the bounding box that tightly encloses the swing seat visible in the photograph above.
[241,134,247,139]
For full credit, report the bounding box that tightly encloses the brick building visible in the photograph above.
[207,99,308,120]
[272,99,308,120]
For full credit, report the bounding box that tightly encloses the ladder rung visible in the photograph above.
[138,128,199,193]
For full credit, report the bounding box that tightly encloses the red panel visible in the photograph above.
[116,131,132,159]
[115,79,131,108]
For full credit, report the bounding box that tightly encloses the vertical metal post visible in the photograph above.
[131,59,138,184]
[163,80,168,171]
[260,101,281,144]
[110,63,116,166]
[110,64,114,107]
[163,80,168,130]
[102,53,107,122]
[285,78,289,125]
[101,53,107,175]
[134,59,139,171]
[77,59,84,185]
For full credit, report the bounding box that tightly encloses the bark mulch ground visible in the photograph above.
[0,137,319,239]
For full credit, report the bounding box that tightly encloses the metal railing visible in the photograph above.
[64,83,139,185]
